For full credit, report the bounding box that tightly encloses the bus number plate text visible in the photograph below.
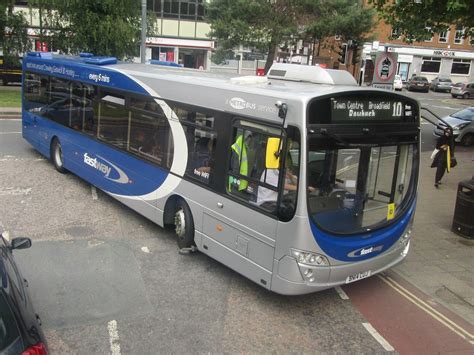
[345,270,371,284]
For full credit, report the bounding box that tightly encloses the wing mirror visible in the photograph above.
[11,237,32,250]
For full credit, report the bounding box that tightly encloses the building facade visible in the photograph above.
[7,0,214,70]
[363,22,474,84]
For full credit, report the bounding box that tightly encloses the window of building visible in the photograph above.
[454,26,465,44]
[390,28,400,39]
[150,0,204,21]
[451,59,471,75]
[424,27,433,42]
[421,57,441,73]
[438,29,449,43]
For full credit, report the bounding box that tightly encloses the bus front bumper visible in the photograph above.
[270,240,410,296]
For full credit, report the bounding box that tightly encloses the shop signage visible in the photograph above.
[433,50,456,57]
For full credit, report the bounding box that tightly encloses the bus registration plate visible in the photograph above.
[345,270,371,284]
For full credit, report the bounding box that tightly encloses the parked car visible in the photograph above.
[406,76,429,92]
[430,77,453,92]
[0,232,48,355]
[0,56,22,86]
[393,75,403,91]
[451,82,474,99]
[433,106,474,146]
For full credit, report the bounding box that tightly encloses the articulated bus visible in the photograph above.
[22,52,419,295]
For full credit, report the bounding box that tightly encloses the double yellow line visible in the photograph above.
[378,274,474,345]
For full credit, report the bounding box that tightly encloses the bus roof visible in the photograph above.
[23,52,402,123]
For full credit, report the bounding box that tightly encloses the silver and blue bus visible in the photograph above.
[22,52,419,295]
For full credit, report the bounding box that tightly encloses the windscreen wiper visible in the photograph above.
[421,107,452,129]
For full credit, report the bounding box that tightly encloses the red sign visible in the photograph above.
[35,40,48,52]
[374,52,397,82]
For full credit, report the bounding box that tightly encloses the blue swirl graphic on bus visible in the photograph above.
[83,153,130,184]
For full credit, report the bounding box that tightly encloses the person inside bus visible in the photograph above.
[132,129,162,163]
[256,168,298,211]
[194,136,216,181]
[229,131,253,194]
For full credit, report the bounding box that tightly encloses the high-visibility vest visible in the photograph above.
[229,135,248,191]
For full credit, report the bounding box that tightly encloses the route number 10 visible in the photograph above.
[392,102,403,117]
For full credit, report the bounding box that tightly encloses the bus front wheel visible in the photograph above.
[51,138,67,174]
[174,199,195,250]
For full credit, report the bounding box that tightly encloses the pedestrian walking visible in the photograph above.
[431,127,456,188]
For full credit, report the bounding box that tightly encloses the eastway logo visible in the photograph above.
[347,245,384,258]
[83,153,129,184]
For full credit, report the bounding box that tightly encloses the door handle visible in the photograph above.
[217,202,223,209]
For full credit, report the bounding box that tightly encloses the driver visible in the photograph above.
[257,168,297,208]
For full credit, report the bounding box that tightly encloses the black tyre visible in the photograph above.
[51,138,67,173]
[461,134,474,147]
[174,199,195,249]
[462,93,469,99]
[451,94,456,98]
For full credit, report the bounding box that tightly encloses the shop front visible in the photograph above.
[146,37,213,70]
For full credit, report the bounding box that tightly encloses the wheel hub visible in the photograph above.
[174,209,186,238]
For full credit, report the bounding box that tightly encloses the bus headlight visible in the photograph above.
[399,228,412,246]
[291,249,330,266]
[290,249,331,284]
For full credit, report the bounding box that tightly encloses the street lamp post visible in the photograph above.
[141,0,147,63]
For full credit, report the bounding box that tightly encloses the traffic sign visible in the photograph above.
[372,51,398,90]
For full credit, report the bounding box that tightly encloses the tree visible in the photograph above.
[0,1,31,66]
[370,0,474,42]
[32,0,153,60]
[303,0,375,64]
[206,0,303,73]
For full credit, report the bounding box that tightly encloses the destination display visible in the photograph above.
[330,97,413,123]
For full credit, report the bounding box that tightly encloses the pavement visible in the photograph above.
[393,146,474,325]
[0,108,473,326]
[0,107,21,118]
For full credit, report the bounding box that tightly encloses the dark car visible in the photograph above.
[430,77,453,92]
[0,56,22,86]
[406,76,430,92]
[0,232,47,355]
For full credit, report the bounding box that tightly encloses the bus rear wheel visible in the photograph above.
[174,199,195,250]
[51,138,67,174]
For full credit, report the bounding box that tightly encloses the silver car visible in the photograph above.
[434,106,474,146]
[430,77,452,92]
[451,82,474,99]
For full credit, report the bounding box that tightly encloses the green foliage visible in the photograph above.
[210,48,235,65]
[370,0,474,42]
[0,1,31,66]
[30,0,150,59]
[206,0,302,71]
[303,0,375,44]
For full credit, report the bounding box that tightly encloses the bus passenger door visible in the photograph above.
[199,121,298,288]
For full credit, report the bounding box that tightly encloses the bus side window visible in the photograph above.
[97,91,129,149]
[176,107,218,184]
[228,127,269,204]
[70,82,95,132]
[129,97,174,168]
[23,72,49,114]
